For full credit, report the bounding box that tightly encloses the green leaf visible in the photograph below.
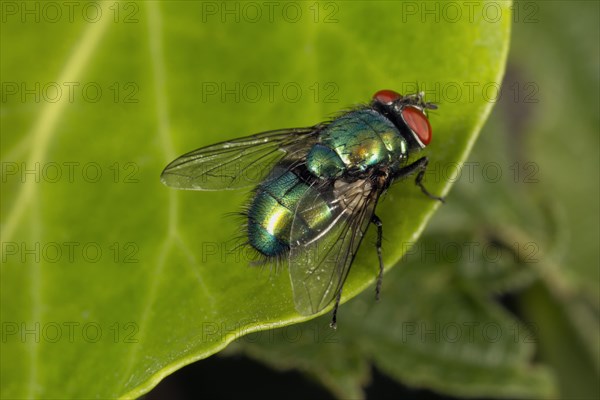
[496,2,600,397]
[433,2,600,397]
[0,1,511,398]
[231,233,557,399]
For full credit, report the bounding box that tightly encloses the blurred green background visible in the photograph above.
[1,1,598,399]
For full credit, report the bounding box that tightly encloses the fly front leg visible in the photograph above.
[371,214,384,301]
[395,156,445,203]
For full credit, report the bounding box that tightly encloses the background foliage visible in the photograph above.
[1,1,598,399]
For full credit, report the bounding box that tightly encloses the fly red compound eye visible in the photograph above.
[401,106,432,147]
[372,89,401,105]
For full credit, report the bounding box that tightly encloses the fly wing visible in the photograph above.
[160,127,321,190]
[288,178,380,315]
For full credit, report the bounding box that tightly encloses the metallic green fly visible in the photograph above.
[161,90,444,328]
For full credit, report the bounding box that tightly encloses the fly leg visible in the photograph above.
[395,156,445,203]
[330,290,342,329]
[330,214,384,329]
[371,214,384,300]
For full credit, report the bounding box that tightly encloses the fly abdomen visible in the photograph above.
[247,168,332,257]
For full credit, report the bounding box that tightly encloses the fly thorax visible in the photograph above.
[320,109,407,173]
[331,130,388,171]
[333,180,372,213]
[378,130,409,162]
[306,144,345,179]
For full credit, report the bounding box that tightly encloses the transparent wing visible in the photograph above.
[160,127,321,190]
[289,178,380,315]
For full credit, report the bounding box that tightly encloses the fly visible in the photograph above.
[161,90,444,328]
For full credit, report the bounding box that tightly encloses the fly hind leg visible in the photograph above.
[371,214,384,301]
[330,290,342,329]
[330,214,384,330]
